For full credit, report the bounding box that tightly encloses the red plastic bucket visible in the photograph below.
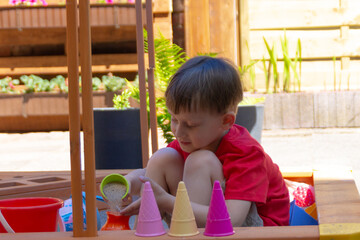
[0,197,63,233]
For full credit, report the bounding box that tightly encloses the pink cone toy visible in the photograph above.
[204,180,234,237]
[135,181,166,237]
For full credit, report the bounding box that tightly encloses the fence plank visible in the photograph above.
[251,60,360,92]
[250,29,347,60]
[209,0,237,63]
[184,0,210,57]
[248,0,359,30]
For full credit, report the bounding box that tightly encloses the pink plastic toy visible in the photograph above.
[293,184,315,207]
[135,181,166,237]
[204,180,234,237]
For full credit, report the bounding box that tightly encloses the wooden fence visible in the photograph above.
[185,0,360,92]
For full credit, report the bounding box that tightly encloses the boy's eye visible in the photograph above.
[187,123,198,128]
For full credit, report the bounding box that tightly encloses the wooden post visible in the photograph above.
[184,0,238,63]
[184,0,210,57]
[78,0,98,236]
[135,0,150,167]
[146,0,158,154]
[238,0,251,90]
[65,0,83,237]
[208,0,238,64]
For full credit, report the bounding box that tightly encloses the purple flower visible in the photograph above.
[9,0,18,5]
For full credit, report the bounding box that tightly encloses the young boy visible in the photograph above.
[120,56,289,227]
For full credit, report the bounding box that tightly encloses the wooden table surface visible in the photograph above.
[0,169,359,239]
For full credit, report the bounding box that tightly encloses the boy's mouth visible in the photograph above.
[179,140,191,145]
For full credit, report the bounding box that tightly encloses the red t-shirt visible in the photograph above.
[167,124,290,226]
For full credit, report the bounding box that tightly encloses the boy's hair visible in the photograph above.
[165,56,243,114]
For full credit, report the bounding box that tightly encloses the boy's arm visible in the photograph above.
[226,199,251,226]
[187,200,251,228]
[124,168,146,196]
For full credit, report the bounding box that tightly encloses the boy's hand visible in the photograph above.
[120,175,171,216]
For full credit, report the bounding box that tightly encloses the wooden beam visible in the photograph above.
[0,64,138,76]
[0,26,136,46]
[0,54,137,68]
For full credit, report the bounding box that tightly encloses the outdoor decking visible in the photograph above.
[0,170,359,239]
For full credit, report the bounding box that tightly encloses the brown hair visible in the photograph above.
[165,56,243,114]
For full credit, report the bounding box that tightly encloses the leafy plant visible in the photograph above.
[50,75,68,93]
[239,61,258,93]
[0,77,20,93]
[263,37,279,93]
[126,30,187,144]
[239,41,258,93]
[20,74,51,93]
[113,89,132,110]
[263,31,302,93]
[102,74,126,92]
[92,77,102,91]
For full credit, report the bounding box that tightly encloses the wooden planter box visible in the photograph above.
[0,169,359,239]
[0,91,119,132]
[0,2,172,76]
[247,90,360,129]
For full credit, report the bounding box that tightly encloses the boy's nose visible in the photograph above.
[174,124,186,138]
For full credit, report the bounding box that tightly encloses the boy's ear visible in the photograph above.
[222,112,236,129]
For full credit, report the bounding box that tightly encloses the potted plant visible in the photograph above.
[93,89,143,169]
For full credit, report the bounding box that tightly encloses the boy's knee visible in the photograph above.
[147,147,182,168]
[185,150,221,170]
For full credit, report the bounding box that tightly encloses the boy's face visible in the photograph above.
[169,108,232,153]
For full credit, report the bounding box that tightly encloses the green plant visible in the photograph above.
[92,77,102,91]
[263,31,302,93]
[50,75,68,93]
[280,31,301,92]
[0,77,20,93]
[126,30,187,144]
[20,74,51,93]
[102,74,127,92]
[239,41,258,93]
[113,89,132,110]
[263,37,279,93]
[239,61,258,93]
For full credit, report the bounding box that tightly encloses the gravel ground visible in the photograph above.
[1,127,359,192]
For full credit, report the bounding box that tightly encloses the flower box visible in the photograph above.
[0,91,119,132]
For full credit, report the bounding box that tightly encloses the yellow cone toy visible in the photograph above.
[168,181,199,237]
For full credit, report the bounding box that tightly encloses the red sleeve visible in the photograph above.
[220,144,268,204]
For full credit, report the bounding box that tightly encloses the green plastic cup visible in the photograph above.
[100,174,129,200]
